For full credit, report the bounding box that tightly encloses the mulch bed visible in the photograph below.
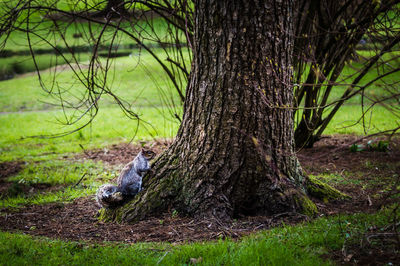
[0,135,399,264]
[77,138,173,166]
[1,197,309,243]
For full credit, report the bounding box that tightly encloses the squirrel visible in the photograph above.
[117,148,156,198]
[96,148,156,208]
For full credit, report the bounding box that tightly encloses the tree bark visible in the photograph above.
[104,0,317,222]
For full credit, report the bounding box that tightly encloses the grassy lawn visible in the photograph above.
[0,47,399,264]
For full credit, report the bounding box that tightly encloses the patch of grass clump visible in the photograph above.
[0,186,97,209]
[7,160,110,186]
[0,160,116,208]
[311,173,363,186]
[0,106,180,161]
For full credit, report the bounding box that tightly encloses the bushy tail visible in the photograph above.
[96,184,124,208]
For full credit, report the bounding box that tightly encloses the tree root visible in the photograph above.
[306,176,351,202]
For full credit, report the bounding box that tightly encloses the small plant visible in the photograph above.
[367,140,389,152]
[350,140,389,152]
[171,209,178,218]
[350,143,365,152]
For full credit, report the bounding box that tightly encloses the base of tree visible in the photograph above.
[97,175,351,223]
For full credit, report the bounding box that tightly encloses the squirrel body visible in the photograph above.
[96,149,156,208]
[117,149,155,197]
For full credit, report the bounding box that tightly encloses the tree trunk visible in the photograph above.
[103,0,317,222]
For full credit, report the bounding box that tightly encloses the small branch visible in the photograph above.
[78,144,90,157]
[174,113,182,122]
[74,173,87,187]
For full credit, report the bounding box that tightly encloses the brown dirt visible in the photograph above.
[76,139,173,166]
[298,135,400,178]
[0,135,399,264]
[0,161,24,179]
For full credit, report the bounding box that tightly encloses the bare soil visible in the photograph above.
[0,161,24,179]
[0,135,399,265]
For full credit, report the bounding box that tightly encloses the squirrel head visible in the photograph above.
[141,148,156,160]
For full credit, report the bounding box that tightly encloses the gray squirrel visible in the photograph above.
[96,148,156,208]
[117,149,156,197]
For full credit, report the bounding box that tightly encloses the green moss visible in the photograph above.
[295,193,318,216]
[307,176,351,202]
[284,187,317,217]
[113,207,126,222]
[97,208,108,221]
[98,207,120,223]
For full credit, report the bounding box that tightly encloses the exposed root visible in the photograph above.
[306,176,351,202]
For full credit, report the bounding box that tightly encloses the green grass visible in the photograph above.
[0,106,180,161]
[0,208,396,265]
[294,50,400,107]
[323,104,399,135]
[0,50,186,112]
[0,50,184,162]
[7,160,109,185]
[0,159,115,208]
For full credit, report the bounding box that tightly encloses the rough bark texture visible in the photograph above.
[104,0,317,222]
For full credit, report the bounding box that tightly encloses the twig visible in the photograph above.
[174,113,182,122]
[79,144,90,157]
[74,173,87,187]
[367,195,372,206]
[157,251,169,265]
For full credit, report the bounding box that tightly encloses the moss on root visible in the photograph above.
[306,176,351,202]
[294,193,318,216]
[284,188,318,217]
[295,195,318,217]
[98,208,119,223]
